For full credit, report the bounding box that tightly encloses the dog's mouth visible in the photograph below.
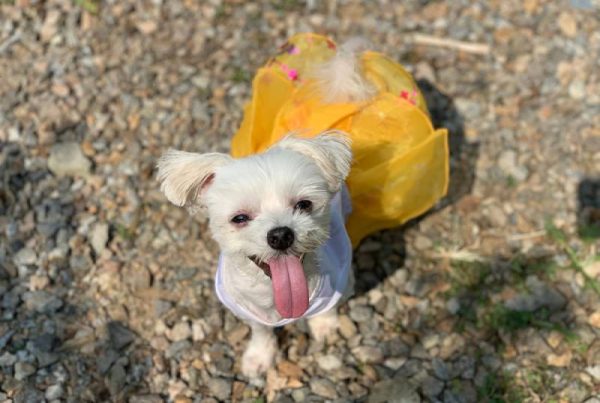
[249,256,272,278]
[247,254,308,319]
[248,254,305,278]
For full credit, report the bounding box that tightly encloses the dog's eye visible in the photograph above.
[231,214,250,224]
[294,200,312,212]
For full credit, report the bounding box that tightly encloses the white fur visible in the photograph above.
[278,131,352,193]
[242,323,278,378]
[312,37,376,104]
[158,134,352,378]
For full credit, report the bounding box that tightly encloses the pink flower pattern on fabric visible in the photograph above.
[279,63,299,81]
[400,88,418,105]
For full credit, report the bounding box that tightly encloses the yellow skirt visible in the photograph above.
[231,33,449,247]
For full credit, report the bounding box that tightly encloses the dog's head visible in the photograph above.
[157,132,351,318]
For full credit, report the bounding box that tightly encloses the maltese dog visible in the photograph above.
[158,133,353,377]
[157,34,448,377]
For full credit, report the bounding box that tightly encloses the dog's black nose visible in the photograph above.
[267,227,295,250]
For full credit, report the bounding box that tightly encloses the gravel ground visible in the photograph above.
[1,0,599,402]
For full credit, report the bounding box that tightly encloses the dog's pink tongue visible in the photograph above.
[268,255,309,319]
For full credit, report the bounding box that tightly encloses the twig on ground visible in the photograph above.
[409,33,491,55]
[507,230,547,241]
[431,248,488,263]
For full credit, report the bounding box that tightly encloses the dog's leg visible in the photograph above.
[242,322,277,378]
[308,308,339,342]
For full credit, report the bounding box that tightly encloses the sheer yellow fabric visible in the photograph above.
[231,33,449,246]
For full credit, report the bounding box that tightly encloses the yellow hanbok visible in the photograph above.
[231,34,449,247]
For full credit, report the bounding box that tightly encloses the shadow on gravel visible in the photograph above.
[0,142,150,402]
[434,250,591,401]
[577,178,600,240]
[353,79,480,296]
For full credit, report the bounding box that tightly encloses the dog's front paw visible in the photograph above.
[242,334,277,378]
[308,311,339,343]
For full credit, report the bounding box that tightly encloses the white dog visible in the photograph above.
[157,40,381,377]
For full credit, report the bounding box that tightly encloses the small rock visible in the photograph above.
[317,354,342,371]
[422,334,440,350]
[90,223,109,256]
[22,291,63,314]
[277,360,304,378]
[455,356,476,379]
[432,358,450,381]
[97,349,120,374]
[35,350,60,368]
[129,395,164,403]
[107,363,126,396]
[0,352,17,366]
[29,274,49,290]
[339,315,357,339]
[226,324,249,345]
[405,277,427,296]
[415,61,436,83]
[352,346,384,364]
[310,377,337,399]
[421,375,444,398]
[136,20,158,34]
[192,320,206,341]
[108,321,135,350]
[154,299,172,317]
[51,83,70,98]
[585,365,600,381]
[291,387,309,402]
[498,150,528,181]
[47,142,92,177]
[13,247,37,266]
[414,235,433,250]
[33,333,58,353]
[15,362,37,381]
[487,205,507,227]
[166,321,191,342]
[440,333,465,359]
[505,276,566,312]
[166,340,191,359]
[558,12,577,37]
[546,330,564,349]
[446,297,460,314]
[569,80,586,100]
[349,305,373,322]
[482,355,502,371]
[368,379,420,403]
[207,377,231,401]
[45,384,64,400]
[454,98,481,121]
[40,9,60,42]
[547,351,572,367]
[583,261,600,278]
[13,386,45,403]
[383,357,407,370]
[588,312,600,328]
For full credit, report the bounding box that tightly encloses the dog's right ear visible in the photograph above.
[157,149,232,212]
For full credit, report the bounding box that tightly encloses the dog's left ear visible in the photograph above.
[278,131,352,192]
[157,149,232,212]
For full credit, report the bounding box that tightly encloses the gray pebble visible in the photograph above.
[207,377,231,401]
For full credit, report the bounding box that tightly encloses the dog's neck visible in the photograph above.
[219,252,322,323]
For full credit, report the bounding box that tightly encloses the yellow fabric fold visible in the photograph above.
[230,33,449,247]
